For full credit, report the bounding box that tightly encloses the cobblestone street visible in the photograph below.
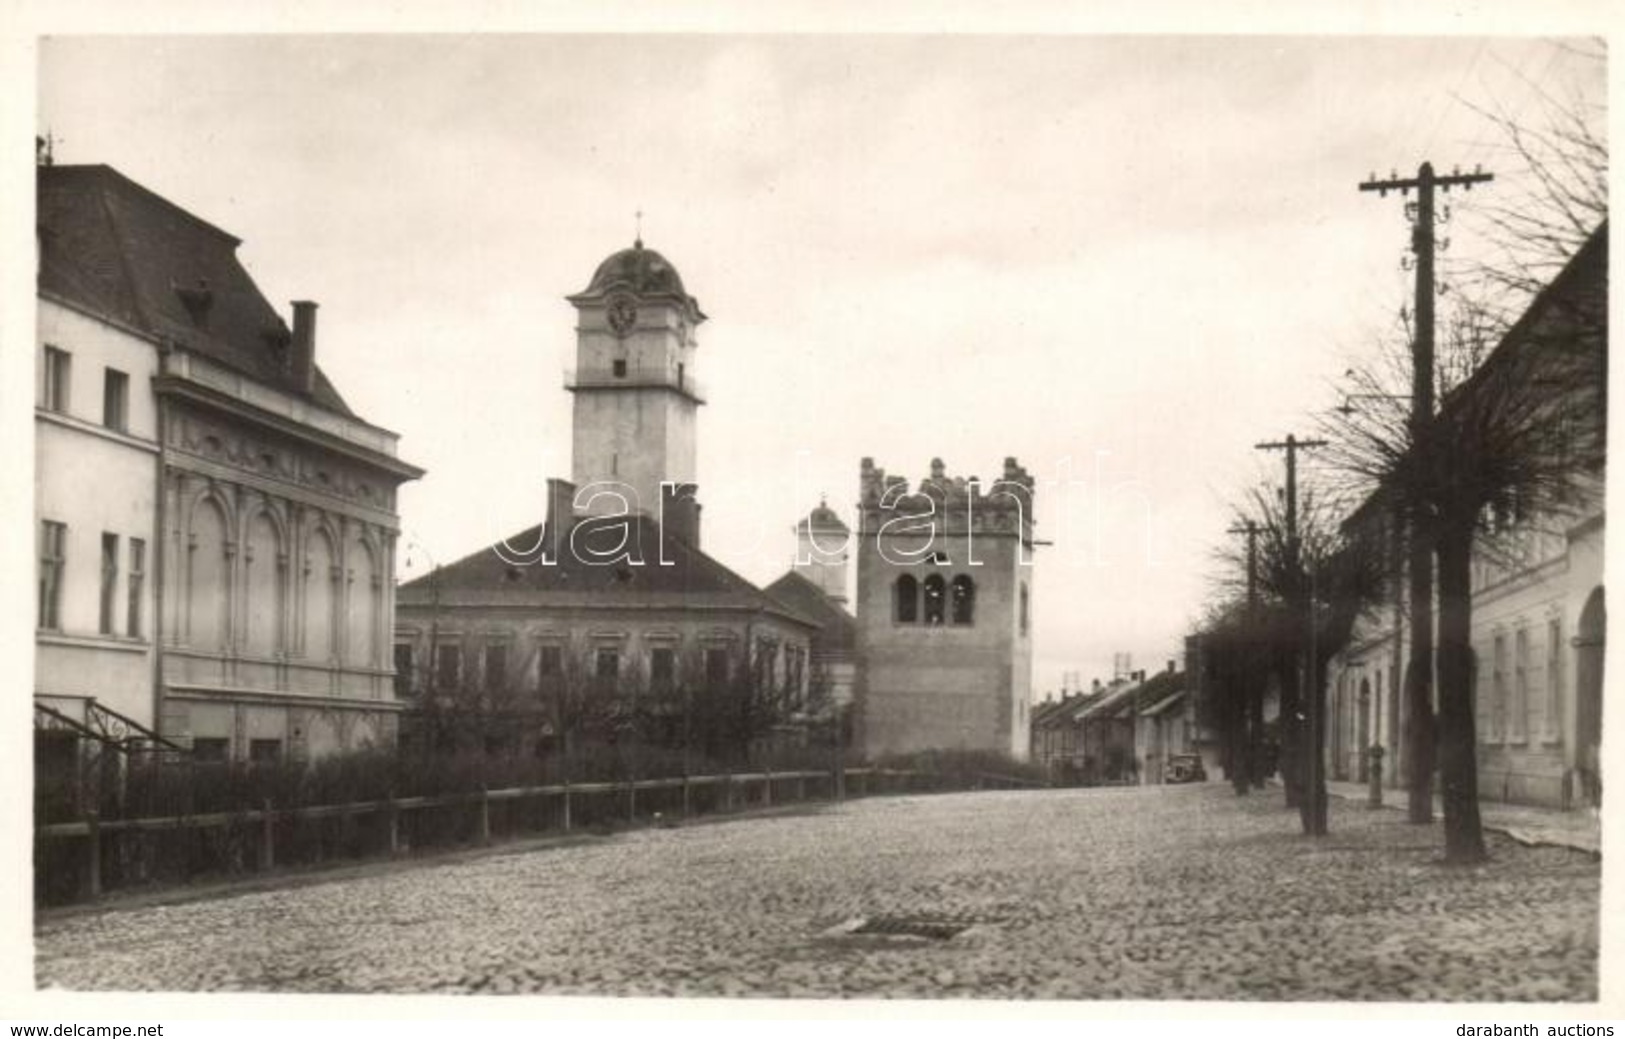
[35,785,1599,1000]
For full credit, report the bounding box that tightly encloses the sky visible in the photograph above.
[34,30,1606,697]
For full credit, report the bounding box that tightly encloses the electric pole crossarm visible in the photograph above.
[1358,166,1494,196]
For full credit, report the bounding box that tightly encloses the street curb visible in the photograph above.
[1325,787,1599,856]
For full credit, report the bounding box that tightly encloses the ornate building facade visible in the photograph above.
[36,164,422,764]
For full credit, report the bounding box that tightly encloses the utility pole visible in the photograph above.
[1227,520,1263,790]
[1256,433,1328,832]
[1360,162,1492,825]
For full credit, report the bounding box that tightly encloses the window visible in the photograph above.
[41,345,70,413]
[127,537,145,638]
[650,646,676,689]
[393,643,415,697]
[249,739,282,765]
[677,362,686,391]
[436,643,462,690]
[595,647,620,685]
[103,368,128,432]
[1512,628,1530,742]
[613,359,627,378]
[192,737,229,763]
[705,647,730,688]
[485,642,508,691]
[1020,583,1030,636]
[1545,618,1564,740]
[951,575,976,625]
[539,644,563,680]
[99,533,119,635]
[39,520,66,630]
[1491,634,1507,742]
[894,574,919,624]
[923,574,946,625]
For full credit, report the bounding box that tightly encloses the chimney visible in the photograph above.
[290,301,318,394]
[1167,659,1176,674]
[661,482,702,547]
[545,477,578,558]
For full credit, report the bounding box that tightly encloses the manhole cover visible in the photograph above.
[822,914,987,941]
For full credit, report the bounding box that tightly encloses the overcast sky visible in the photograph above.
[36,32,1604,695]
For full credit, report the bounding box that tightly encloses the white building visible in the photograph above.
[35,163,423,766]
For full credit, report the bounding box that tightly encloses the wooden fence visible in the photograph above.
[36,767,1039,907]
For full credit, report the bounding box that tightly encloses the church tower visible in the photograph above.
[565,240,705,521]
[793,499,851,605]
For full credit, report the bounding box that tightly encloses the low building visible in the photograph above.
[1327,223,1606,809]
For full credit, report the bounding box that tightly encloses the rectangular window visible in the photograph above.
[127,537,145,638]
[650,646,676,688]
[612,359,628,378]
[1512,628,1530,742]
[393,643,415,697]
[192,737,230,763]
[486,642,508,690]
[1492,635,1507,742]
[39,520,66,630]
[249,739,282,765]
[1545,618,1564,740]
[538,644,562,681]
[99,532,119,636]
[705,647,729,688]
[595,647,620,681]
[103,368,129,432]
[437,643,462,690]
[41,345,70,413]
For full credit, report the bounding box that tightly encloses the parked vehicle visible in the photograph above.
[1164,753,1207,784]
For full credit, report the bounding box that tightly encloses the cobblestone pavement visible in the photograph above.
[35,785,1599,1000]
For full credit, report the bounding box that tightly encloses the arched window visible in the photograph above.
[188,498,229,650]
[244,511,282,655]
[894,574,919,624]
[923,574,946,625]
[348,537,377,666]
[951,575,975,625]
[306,528,336,661]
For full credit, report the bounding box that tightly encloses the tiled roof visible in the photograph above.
[37,164,354,417]
[763,570,856,652]
[399,515,819,630]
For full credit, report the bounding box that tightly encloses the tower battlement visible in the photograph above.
[858,456,1034,538]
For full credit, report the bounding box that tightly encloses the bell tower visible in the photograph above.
[565,240,705,520]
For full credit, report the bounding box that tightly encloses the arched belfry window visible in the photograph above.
[894,574,919,624]
[923,574,946,626]
[951,575,975,625]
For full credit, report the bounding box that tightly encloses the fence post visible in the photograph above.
[722,772,733,812]
[681,774,692,820]
[477,787,492,846]
[386,797,401,855]
[84,809,102,901]
[259,799,275,873]
[562,782,572,833]
[763,766,773,808]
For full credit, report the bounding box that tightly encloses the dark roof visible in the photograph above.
[399,515,818,629]
[796,501,850,534]
[578,241,697,306]
[37,164,354,416]
[763,570,856,652]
